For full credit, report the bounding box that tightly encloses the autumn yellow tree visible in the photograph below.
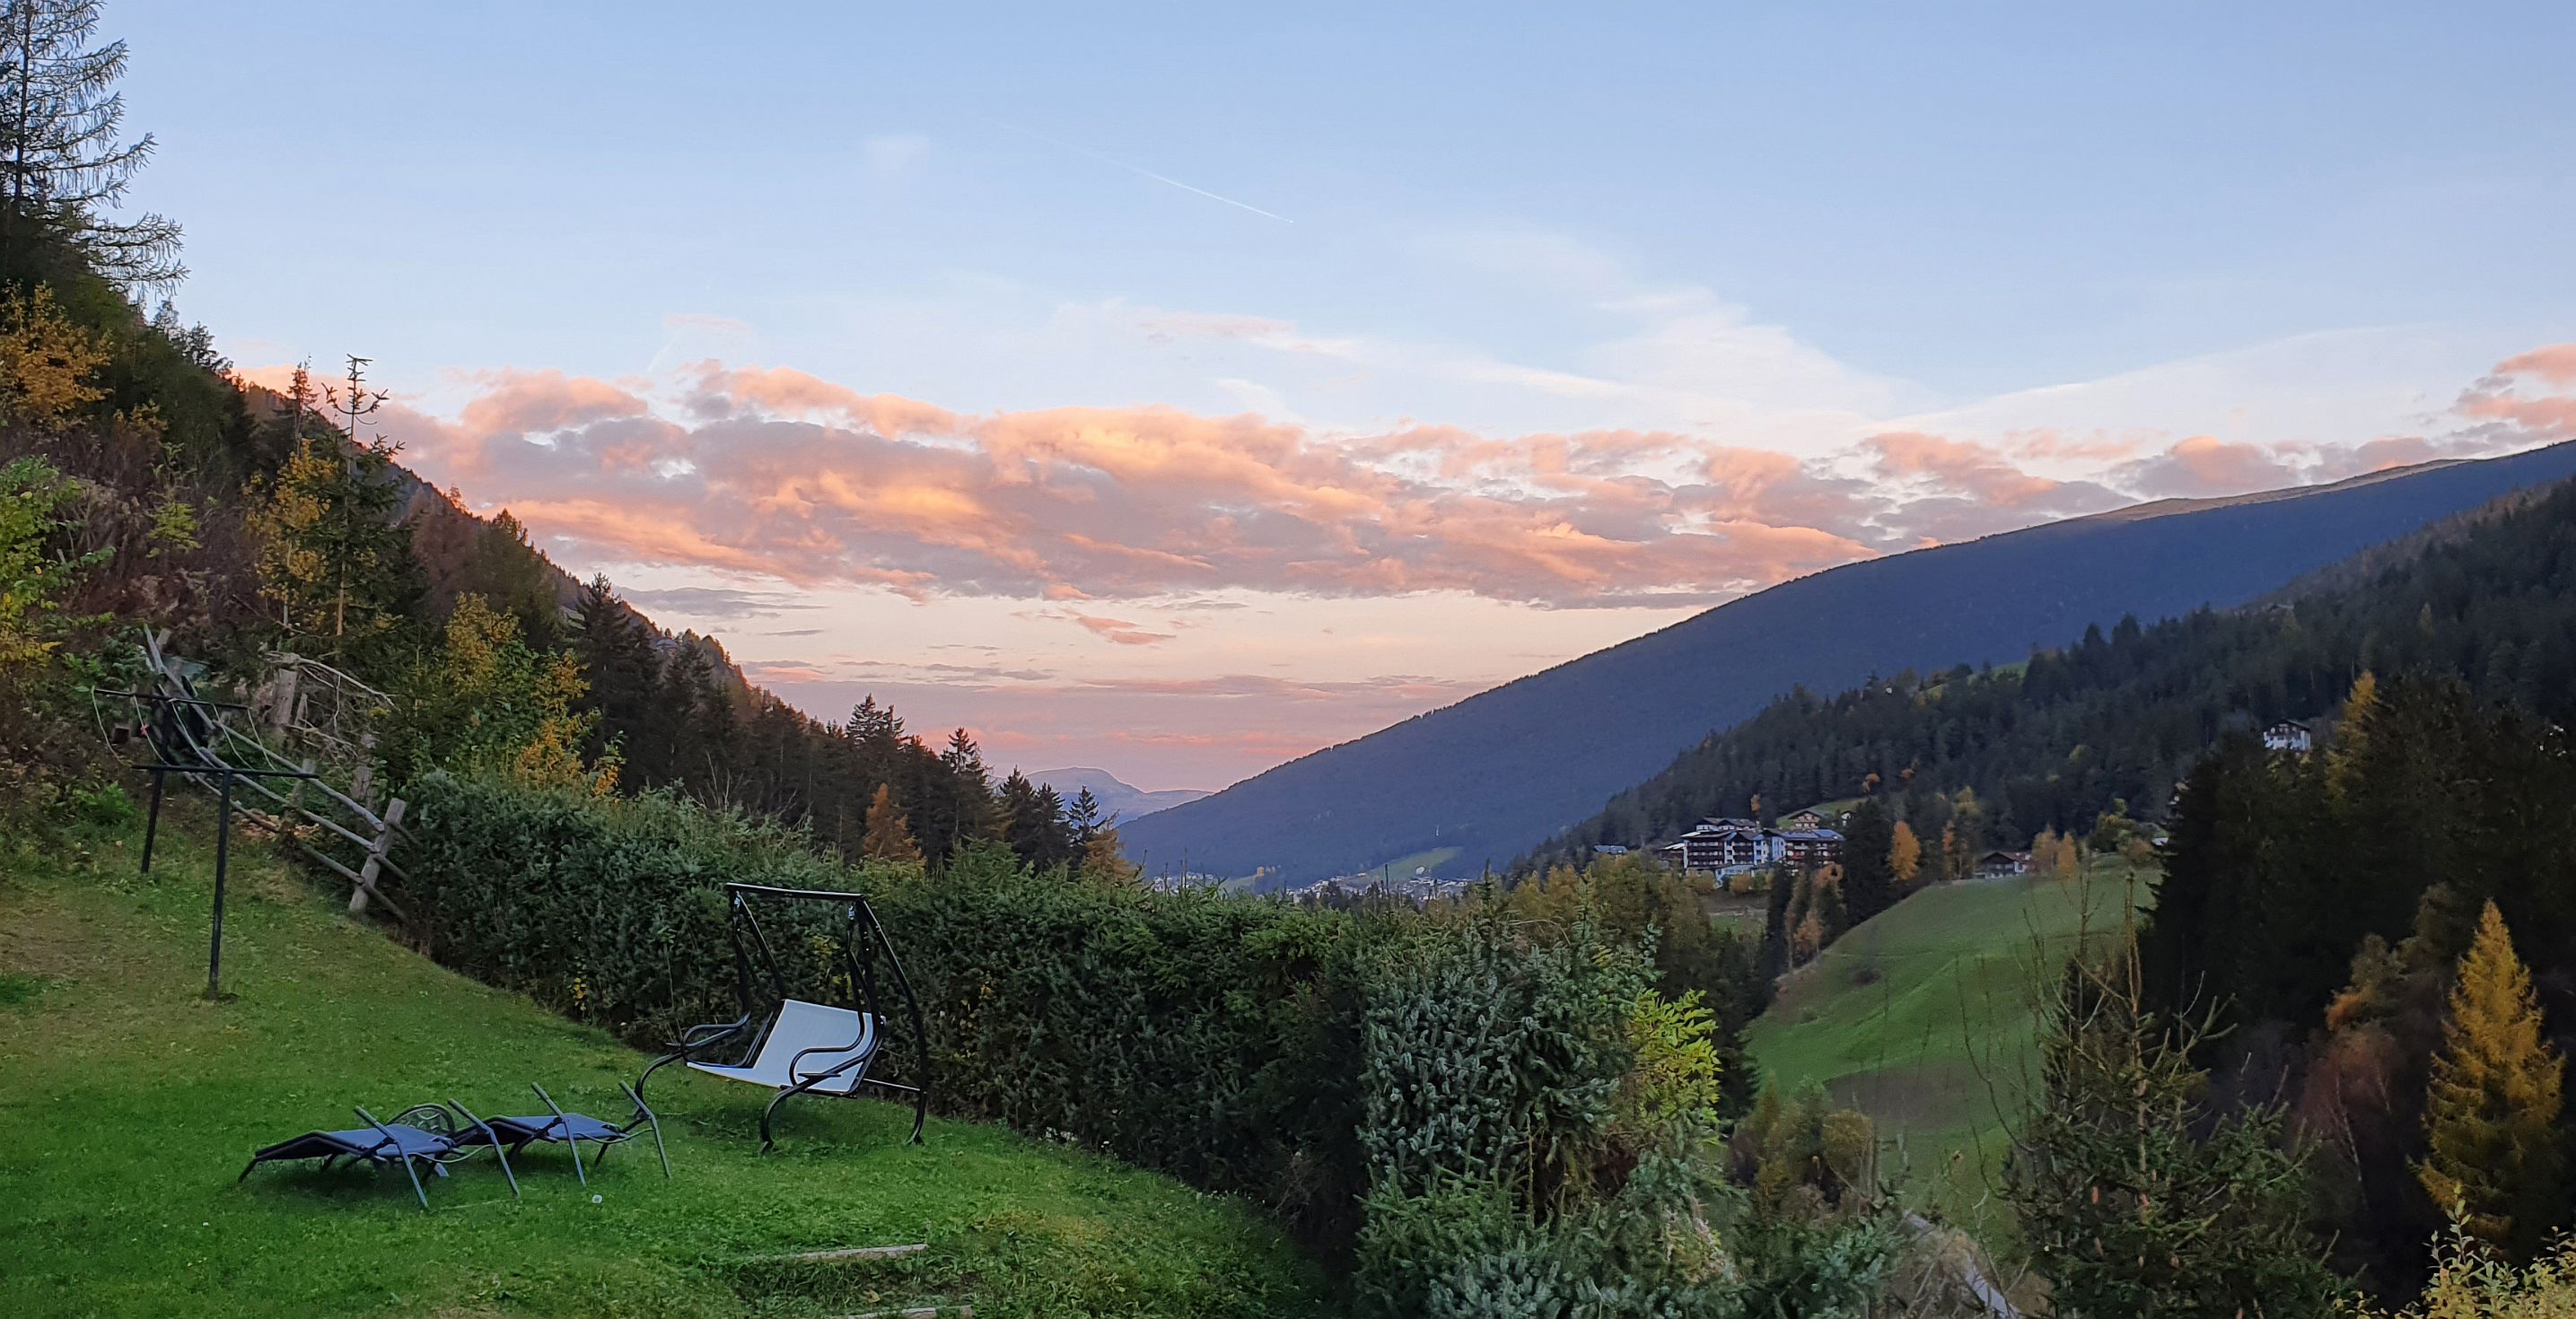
[2327,669,2380,802]
[2419,901,2565,1256]
[1888,820,1923,888]
[860,783,923,864]
[0,286,105,429]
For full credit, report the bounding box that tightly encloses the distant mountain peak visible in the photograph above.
[1026,767,1210,823]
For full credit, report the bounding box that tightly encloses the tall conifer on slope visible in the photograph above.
[2418,901,2564,1258]
[0,0,181,284]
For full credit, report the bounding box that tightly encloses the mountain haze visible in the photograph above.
[1122,442,2576,887]
[1027,768,1210,823]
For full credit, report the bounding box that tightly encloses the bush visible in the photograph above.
[395,770,1386,1250]
[399,770,1802,1302]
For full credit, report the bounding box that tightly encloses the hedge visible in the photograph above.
[394,772,1740,1302]
[394,771,1386,1250]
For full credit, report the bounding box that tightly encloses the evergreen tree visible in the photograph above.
[572,575,653,772]
[1840,797,1896,921]
[0,0,182,286]
[2418,901,2564,1257]
[248,427,419,668]
[860,782,920,864]
[2008,956,2342,1317]
[1065,786,1104,847]
[997,769,1074,869]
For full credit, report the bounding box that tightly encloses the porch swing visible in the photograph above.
[637,883,930,1150]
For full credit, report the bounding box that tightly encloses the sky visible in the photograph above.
[108,2,2576,790]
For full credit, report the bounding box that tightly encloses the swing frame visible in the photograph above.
[638,883,930,1149]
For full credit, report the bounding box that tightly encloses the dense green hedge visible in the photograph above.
[395,770,1385,1249]
[396,771,1764,1304]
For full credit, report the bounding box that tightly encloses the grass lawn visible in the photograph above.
[1744,861,2148,1231]
[0,802,1331,1318]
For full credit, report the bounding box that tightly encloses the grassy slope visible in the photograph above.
[0,805,1327,1319]
[1744,862,2144,1227]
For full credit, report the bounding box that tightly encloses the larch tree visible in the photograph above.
[1888,819,1922,888]
[860,782,921,864]
[2418,900,2565,1257]
[0,0,181,285]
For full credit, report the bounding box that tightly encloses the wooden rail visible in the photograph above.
[124,632,413,924]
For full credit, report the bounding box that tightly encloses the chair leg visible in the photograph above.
[619,1080,670,1179]
[759,1088,792,1154]
[451,1103,521,1201]
[237,1158,260,1184]
[397,1156,431,1211]
[566,1131,587,1188]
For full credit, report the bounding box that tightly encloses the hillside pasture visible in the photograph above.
[1745,862,2145,1227]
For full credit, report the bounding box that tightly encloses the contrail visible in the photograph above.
[996,120,1294,225]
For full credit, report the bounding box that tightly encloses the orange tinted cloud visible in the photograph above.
[381,344,2573,611]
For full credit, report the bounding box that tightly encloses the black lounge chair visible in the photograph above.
[455,1082,670,1185]
[239,1103,520,1210]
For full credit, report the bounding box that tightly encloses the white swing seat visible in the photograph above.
[688,999,878,1095]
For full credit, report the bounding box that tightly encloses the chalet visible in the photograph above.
[1781,828,1843,869]
[1590,843,1630,856]
[1976,849,2032,879]
[1782,808,1825,832]
[2262,719,2315,754]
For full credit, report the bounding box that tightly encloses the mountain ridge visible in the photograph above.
[1122,441,2576,887]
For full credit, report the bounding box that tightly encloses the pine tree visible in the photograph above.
[2418,901,2564,1256]
[1065,787,1103,847]
[0,0,183,285]
[860,782,921,864]
[248,422,418,667]
[1840,797,1896,922]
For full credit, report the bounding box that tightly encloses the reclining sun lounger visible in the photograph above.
[454,1082,670,1185]
[238,1103,519,1210]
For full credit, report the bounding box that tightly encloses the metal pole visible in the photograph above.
[207,769,233,1000]
[141,765,166,875]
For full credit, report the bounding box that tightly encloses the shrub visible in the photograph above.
[395,771,1385,1250]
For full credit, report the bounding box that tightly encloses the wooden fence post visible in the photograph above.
[350,734,378,807]
[349,797,405,916]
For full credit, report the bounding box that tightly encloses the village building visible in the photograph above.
[1976,849,2033,879]
[2263,719,2315,754]
[1781,828,1844,869]
[1782,808,1825,832]
[1656,817,1787,874]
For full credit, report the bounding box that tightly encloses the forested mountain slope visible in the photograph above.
[1125,442,2576,887]
[1524,474,2576,869]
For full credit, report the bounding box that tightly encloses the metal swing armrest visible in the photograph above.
[637,1013,753,1102]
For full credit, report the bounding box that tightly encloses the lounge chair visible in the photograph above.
[239,1103,519,1210]
[458,1082,670,1185]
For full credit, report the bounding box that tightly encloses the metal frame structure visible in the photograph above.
[638,882,930,1149]
[103,688,320,1000]
[454,1082,670,1185]
[238,1104,519,1212]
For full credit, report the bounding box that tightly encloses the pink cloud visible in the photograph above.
[2116,434,2304,498]
[1069,613,1177,646]
[382,344,2575,613]
[2492,344,2576,386]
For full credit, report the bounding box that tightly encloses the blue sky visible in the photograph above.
[107,2,2576,787]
